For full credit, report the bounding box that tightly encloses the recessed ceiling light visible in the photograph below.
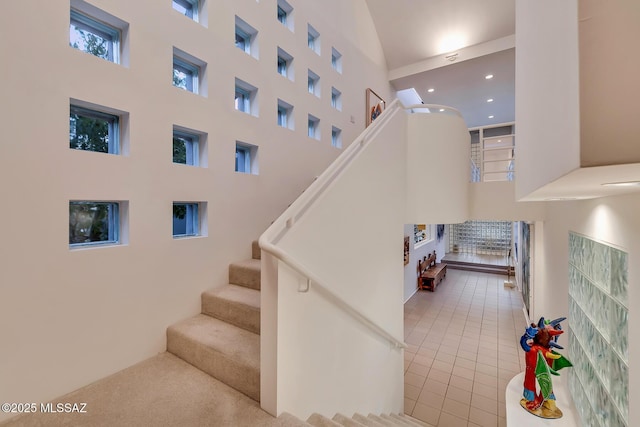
[601,181,640,187]
[439,108,445,112]
[427,88,435,93]
[488,115,494,119]
[485,74,494,80]
[487,98,494,103]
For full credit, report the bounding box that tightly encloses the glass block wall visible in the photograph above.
[449,220,512,255]
[568,232,628,427]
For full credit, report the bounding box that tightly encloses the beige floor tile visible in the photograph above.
[474,372,498,387]
[449,375,474,393]
[404,398,416,414]
[471,393,498,415]
[454,357,476,371]
[436,411,467,427]
[442,397,470,419]
[469,406,498,427]
[445,385,472,405]
[404,372,426,388]
[472,382,498,400]
[423,378,449,396]
[427,368,451,385]
[417,346,438,359]
[452,365,475,381]
[456,350,477,362]
[408,361,430,377]
[411,402,441,426]
[474,362,497,377]
[412,354,434,368]
[432,359,454,374]
[417,389,445,410]
[404,383,421,401]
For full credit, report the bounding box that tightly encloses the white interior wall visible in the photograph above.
[0,0,391,418]
[534,194,640,427]
[514,0,580,200]
[403,224,447,302]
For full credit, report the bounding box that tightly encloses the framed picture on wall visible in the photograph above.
[404,235,410,265]
[366,88,385,126]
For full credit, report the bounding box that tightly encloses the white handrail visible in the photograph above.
[260,101,463,348]
[260,99,406,349]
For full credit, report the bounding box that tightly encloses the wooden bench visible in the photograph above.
[417,251,448,292]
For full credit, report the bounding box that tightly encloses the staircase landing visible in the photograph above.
[0,352,297,427]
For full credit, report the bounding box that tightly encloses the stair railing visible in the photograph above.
[260,99,407,349]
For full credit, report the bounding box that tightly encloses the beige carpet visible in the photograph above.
[0,352,287,427]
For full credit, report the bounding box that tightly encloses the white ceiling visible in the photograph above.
[365,0,516,129]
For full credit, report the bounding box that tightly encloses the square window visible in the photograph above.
[331,126,342,148]
[173,0,198,21]
[307,24,320,54]
[277,99,293,129]
[235,141,258,174]
[235,78,258,116]
[308,114,320,140]
[277,47,293,80]
[69,201,119,247]
[235,16,257,58]
[173,130,199,166]
[331,47,342,73]
[70,9,120,63]
[70,105,119,154]
[331,87,342,111]
[308,69,320,97]
[173,58,198,93]
[173,203,199,237]
[277,0,293,30]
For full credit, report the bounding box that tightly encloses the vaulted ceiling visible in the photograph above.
[365,0,516,128]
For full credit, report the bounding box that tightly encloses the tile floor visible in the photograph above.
[403,268,527,427]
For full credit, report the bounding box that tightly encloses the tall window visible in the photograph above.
[173,0,199,21]
[235,141,258,174]
[308,69,320,97]
[277,99,293,129]
[173,130,199,166]
[173,57,199,93]
[307,24,320,54]
[235,78,257,116]
[331,126,342,148]
[235,16,257,57]
[277,47,293,79]
[173,203,199,237]
[70,10,120,63]
[69,105,119,154]
[276,0,293,30]
[331,47,342,73]
[308,114,320,140]
[331,87,342,110]
[69,201,119,247]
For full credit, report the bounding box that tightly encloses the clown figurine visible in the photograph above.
[519,317,572,419]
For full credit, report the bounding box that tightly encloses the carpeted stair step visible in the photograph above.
[368,414,396,426]
[201,284,260,334]
[332,413,367,426]
[277,412,313,426]
[397,414,432,427]
[229,258,262,290]
[383,414,415,426]
[352,413,385,427]
[307,413,342,426]
[252,240,261,260]
[167,314,260,401]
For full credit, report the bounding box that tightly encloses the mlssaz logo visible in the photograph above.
[40,403,88,413]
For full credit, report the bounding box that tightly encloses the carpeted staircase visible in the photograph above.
[166,241,262,402]
[0,241,431,426]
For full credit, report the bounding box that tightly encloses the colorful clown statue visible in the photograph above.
[519,317,573,419]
